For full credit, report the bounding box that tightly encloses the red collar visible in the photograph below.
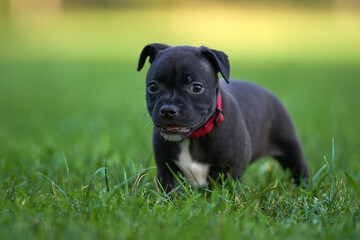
[188,93,224,138]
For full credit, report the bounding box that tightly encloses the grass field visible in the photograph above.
[1,4,360,239]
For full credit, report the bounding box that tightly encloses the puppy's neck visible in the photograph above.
[188,93,224,138]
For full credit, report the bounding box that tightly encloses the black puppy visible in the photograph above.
[138,44,309,192]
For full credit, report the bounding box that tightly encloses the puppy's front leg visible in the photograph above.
[153,131,181,193]
[156,161,178,193]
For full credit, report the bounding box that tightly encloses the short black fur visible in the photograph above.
[138,44,309,192]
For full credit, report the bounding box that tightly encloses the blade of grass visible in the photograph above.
[202,188,233,206]
[88,167,107,189]
[344,172,360,199]
[312,164,327,183]
[36,172,73,205]
[331,138,335,176]
[85,167,107,202]
[323,154,335,195]
[106,167,156,202]
[249,180,278,201]
[61,149,70,183]
[104,154,109,192]
[330,138,336,194]
[132,165,142,195]
[166,162,191,197]
[123,167,129,196]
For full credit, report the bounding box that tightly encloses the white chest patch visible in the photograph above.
[174,139,210,187]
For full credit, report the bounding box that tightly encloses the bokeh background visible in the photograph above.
[0,0,360,184]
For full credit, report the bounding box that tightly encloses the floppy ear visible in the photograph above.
[137,43,170,71]
[200,46,230,83]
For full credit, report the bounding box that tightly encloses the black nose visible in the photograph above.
[160,105,179,118]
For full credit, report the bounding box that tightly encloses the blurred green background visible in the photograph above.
[1,2,360,239]
[0,0,360,185]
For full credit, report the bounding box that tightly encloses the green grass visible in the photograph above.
[1,58,359,240]
[1,4,360,239]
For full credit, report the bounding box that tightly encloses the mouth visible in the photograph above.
[159,126,190,142]
[158,118,206,141]
[160,126,191,134]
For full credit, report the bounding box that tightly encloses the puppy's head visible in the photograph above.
[138,44,230,141]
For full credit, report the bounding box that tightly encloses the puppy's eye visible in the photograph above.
[191,84,204,94]
[148,83,159,93]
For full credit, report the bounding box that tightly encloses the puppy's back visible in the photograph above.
[221,80,295,159]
